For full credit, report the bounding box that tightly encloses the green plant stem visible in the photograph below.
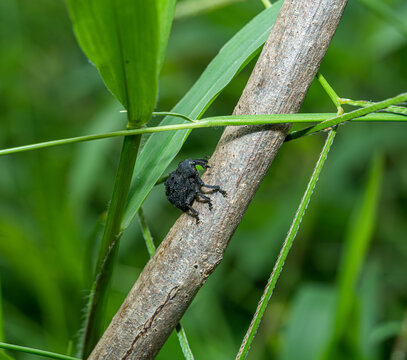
[137,207,156,257]
[236,128,337,360]
[175,324,195,360]
[137,208,195,360]
[150,111,196,122]
[155,175,169,185]
[152,112,196,122]
[261,0,272,8]
[340,98,407,115]
[0,342,79,360]
[0,111,406,157]
[81,134,141,358]
[286,92,407,141]
[316,72,343,113]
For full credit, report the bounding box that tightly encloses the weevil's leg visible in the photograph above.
[195,176,227,197]
[195,190,213,210]
[184,190,193,208]
[186,186,196,202]
[196,156,209,162]
[193,159,210,169]
[187,205,200,224]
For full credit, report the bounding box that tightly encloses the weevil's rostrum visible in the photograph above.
[165,157,226,223]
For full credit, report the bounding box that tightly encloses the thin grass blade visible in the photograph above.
[0,343,78,360]
[236,129,337,360]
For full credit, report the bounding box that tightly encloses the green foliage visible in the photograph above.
[0,342,77,360]
[67,0,175,126]
[0,0,406,360]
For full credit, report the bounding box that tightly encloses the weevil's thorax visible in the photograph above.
[177,159,197,178]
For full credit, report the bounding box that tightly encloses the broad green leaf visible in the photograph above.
[122,1,283,229]
[67,0,170,126]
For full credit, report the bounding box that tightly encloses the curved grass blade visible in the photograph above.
[0,342,78,360]
[122,1,284,229]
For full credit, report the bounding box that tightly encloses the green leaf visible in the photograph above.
[67,0,172,126]
[122,1,284,229]
[0,342,77,360]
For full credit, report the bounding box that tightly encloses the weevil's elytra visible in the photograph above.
[165,157,226,223]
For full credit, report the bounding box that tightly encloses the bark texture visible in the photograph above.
[89,0,349,359]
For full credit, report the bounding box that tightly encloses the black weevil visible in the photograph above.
[165,157,226,223]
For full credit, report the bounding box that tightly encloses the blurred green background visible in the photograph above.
[0,0,406,359]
